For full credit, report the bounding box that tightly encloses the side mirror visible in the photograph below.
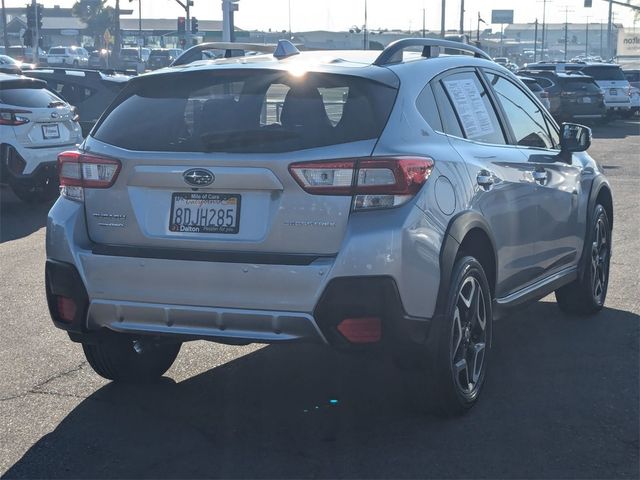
[560,123,591,153]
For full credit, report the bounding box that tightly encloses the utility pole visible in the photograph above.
[541,0,548,61]
[113,0,121,66]
[363,0,368,50]
[222,0,238,42]
[288,0,291,40]
[600,20,604,58]
[606,0,613,60]
[476,12,485,44]
[32,0,38,64]
[585,17,589,56]
[440,0,446,38]
[564,7,568,62]
[422,8,426,38]
[459,0,464,35]
[534,18,539,62]
[2,0,9,50]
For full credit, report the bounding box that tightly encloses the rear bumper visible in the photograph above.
[1,141,76,176]
[46,198,440,347]
[46,258,429,346]
[0,144,57,186]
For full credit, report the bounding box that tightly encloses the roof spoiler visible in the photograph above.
[373,38,492,66]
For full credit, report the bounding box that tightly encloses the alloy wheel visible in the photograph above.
[591,217,609,305]
[450,275,488,398]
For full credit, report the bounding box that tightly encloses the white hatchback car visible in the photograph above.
[46,46,89,68]
[0,74,82,202]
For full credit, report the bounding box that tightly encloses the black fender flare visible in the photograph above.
[578,174,613,281]
[434,210,498,317]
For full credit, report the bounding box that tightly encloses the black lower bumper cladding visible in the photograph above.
[45,260,89,335]
[313,276,431,348]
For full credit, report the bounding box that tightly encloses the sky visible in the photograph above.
[4,0,639,31]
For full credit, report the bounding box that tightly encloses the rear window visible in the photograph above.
[121,49,139,57]
[0,87,63,108]
[580,66,625,81]
[93,70,397,153]
[521,78,543,92]
[150,50,169,57]
[49,48,66,55]
[560,77,602,93]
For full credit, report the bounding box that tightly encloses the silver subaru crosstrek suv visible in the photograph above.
[46,40,613,415]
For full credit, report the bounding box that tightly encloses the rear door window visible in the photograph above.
[436,70,506,144]
[92,70,397,153]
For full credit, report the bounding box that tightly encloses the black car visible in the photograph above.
[147,48,183,70]
[519,70,606,123]
[23,68,131,136]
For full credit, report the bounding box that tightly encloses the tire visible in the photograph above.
[426,256,493,415]
[83,335,181,382]
[555,204,611,315]
[393,256,493,415]
[10,177,59,204]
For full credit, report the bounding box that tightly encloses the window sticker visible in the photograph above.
[443,78,495,139]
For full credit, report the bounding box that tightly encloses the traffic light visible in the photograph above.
[584,0,592,6]
[26,4,35,29]
[37,4,43,29]
[191,17,198,34]
[177,16,186,33]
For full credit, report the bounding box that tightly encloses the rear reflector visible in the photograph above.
[336,317,382,344]
[56,296,77,323]
[58,151,121,201]
[289,156,434,210]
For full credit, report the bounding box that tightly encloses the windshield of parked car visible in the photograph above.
[92,70,397,153]
[0,55,18,65]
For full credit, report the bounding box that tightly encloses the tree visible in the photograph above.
[71,0,114,48]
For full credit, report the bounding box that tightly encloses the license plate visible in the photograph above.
[582,97,592,103]
[610,88,618,95]
[41,123,60,139]
[169,192,240,234]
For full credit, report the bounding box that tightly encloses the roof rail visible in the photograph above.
[373,38,492,66]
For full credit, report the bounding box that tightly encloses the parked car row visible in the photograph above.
[515,61,634,123]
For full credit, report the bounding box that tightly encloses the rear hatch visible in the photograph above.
[558,76,605,113]
[47,47,67,64]
[580,65,631,106]
[0,78,79,147]
[148,51,170,68]
[83,67,398,255]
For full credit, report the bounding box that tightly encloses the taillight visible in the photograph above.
[289,156,434,210]
[58,151,121,201]
[0,108,31,126]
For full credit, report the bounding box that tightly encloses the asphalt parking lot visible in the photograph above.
[0,120,638,479]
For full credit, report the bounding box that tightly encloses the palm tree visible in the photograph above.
[72,0,114,48]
